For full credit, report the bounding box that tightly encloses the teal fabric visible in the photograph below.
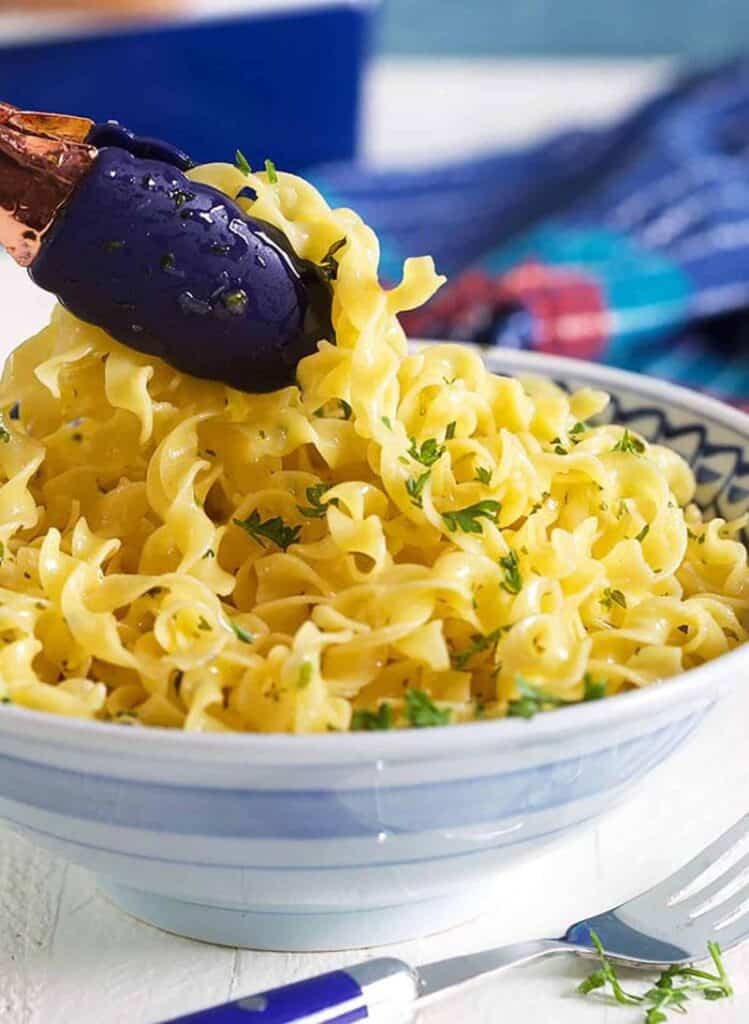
[380,0,749,58]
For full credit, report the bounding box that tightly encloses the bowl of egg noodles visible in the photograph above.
[0,164,746,950]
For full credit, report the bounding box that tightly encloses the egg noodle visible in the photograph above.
[0,163,746,732]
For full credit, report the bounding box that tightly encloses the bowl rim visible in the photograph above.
[3,346,748,763]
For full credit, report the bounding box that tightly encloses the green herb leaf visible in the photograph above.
[612,429,646,455]
[314,398,352,420]
[406,469,431,508]
[297,483,340,518]
[445,420,457,440]
[319,237,346,281]
[298,661,313,688]
[234,511,301,551]
[507,675,568,719]
[235,149,252,174]
[601,587,627,610]
[229,620,254,644]
[474,466,492,484]
[585,930,642,1005]
[170,187,196,209]
[570,421,587,435]
[499,549,523,595]
[405,688,451,728]
[264,158,278,184]
[442,500,502,535]
[583,672,607,700]
[408,436,445,467]
[351,703,393,731]
[197,615,212,631]
[577,969,607,995]
[452,627,502,670]
[636,524,650,543]
[381,416,392,430]
[577,932,733,1021]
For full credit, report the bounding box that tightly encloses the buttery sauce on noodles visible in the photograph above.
[0,164,746,731]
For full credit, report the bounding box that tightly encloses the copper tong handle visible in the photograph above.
[0,101,97,266]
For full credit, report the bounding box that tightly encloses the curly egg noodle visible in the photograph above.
[0,163,746,733]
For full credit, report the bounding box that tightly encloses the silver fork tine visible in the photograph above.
[710,904,749,948]
[679,852,749,918]
[649,813,749,901]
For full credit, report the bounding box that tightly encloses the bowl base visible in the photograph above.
[98,879,484,951]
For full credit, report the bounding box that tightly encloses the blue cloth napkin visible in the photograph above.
[312,60,749,407]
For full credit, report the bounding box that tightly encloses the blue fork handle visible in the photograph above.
[162,958,420,1024]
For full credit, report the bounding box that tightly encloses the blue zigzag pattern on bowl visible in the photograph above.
[554,376,749,541]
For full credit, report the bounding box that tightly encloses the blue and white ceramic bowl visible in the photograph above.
[0,347,747,951]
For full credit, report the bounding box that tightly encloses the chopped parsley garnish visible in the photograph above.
[381,416,392,430]
[264,158,278,184]
[452,627,502,670]
[170,188,196,209]
[297,483,340,518]
[442,500,501,535]
[583,672,607,700]
[314,398,352,420]
[298,661,313,688]
[530,491,551,515]
[474,466,492,484]
[636,524,650,543]
[499,549,523,594]
[202,548,215,559]
[234,511,301,551]
[406,469,431,508]
[578,931,732,1022]
[612,429,646,455]
[229,620,254,644]
[507,676,568,719]
[405,688,451,727]
[235,149,252,174]
[408,436,445,467]
[351,703,393,731]
[223,289,248,315]
[554,444,568,456]
[601,587,627,610]
[197,615,212,631]
[570,421,586,435]
[445,421,457,440]
[1,696,11,705]
[319,238,346,281]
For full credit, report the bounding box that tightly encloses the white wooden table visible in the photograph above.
[2,57,749,1024]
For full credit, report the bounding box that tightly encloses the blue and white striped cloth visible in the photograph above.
[313,59,749,407]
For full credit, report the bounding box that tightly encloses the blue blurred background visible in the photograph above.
[380,0,749,58]
[2,0,748,174]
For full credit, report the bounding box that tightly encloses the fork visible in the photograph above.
[165,813,749,1023]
